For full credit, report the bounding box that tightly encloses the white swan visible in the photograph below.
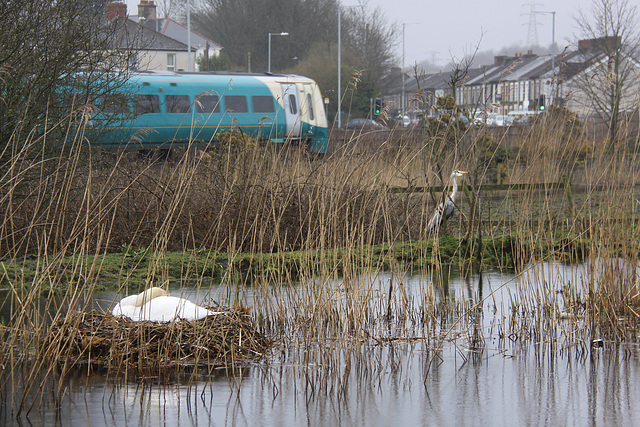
[111,287,221,322]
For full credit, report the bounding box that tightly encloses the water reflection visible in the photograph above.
[2,265,640,426]
[5,344,639,426]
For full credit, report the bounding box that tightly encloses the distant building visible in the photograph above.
[104,1,222,72]
[133,1,222,70]
[391,38,640,122]
[557,37,640,118]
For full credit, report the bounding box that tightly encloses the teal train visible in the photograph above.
[90,71,329,154]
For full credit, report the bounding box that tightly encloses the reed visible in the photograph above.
[1,100,639,415]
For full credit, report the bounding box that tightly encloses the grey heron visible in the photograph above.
[427,170,468,234]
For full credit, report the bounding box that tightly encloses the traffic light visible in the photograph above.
[538,95,546,111]
[374,98,383,115]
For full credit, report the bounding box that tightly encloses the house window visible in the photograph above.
[167,53,176,71]
[129,53,138,70]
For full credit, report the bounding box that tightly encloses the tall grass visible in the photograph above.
[1,103,639,415]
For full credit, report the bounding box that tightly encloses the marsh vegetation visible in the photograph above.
[1,105,640,423]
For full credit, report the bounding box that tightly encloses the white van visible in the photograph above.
[507,110,539,124]
[488,114,513,126]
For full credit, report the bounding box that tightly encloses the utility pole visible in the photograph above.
[522,2,543,46]
[401,22,419,121]
[534,10,556,104]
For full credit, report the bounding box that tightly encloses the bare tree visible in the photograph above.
[342,5,397,85]
[0,0,137,152]
[192,0,340,72]
[192,0,396,119]
[338,4,397,117]
[573,0,640,142]
[155,0,187,20]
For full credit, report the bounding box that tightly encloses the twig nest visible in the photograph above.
[46,307,269,374]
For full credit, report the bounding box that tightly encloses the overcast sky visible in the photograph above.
[125,0,596,68]
[351,0,595,66]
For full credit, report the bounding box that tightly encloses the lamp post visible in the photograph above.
[187,0,192,71]
[337,6,342,127]
[534,10,556,103]
[401,22,419,122]
[268,32,289,73]
[292,56,300,71]
[337,5,360,128]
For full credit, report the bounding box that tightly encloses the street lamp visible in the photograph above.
[534,10,556,103]
[268,32,289,73]
[337,6,343,127]
[401,22,419,121]
[292,56,301,71]
[187,0,192,71]
[337,5,360,128]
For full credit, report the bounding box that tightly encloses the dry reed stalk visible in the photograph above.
[1,102,640,413]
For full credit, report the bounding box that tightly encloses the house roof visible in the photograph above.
[392,37,637,102]
[464,64,505,86]
[136,18,222,50]
[107,17,190,51]
[503,55,551,81]
[406,47,600,94]
[550,50,602,80]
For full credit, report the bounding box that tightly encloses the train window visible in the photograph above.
[196,95,221,113]
[288,94,298,115]
[252,96,274,113]
[166,95,191,114]
[101,94,129,114]
[225,96,248,113]
[306,94,314,120]
[135,95,160,114]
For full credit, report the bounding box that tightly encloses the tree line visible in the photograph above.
[2,0,636,147]
[191,0,397,121]
[0,0,135,154]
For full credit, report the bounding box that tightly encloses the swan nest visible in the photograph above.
[47,306,270,372]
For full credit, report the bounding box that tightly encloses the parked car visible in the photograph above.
[344,118,388,130]
[472,111,491,126]
[507,110,539,124]
[487,114,514,127]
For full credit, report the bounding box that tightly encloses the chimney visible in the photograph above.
[105,2,127,21]
[138,0,157,21]
[579,36,622,53]
[578,38,593,52]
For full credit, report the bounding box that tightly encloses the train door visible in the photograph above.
[298,84,313,125]
[281,83,302,138]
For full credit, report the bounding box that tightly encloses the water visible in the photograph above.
[3,263,640,426]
